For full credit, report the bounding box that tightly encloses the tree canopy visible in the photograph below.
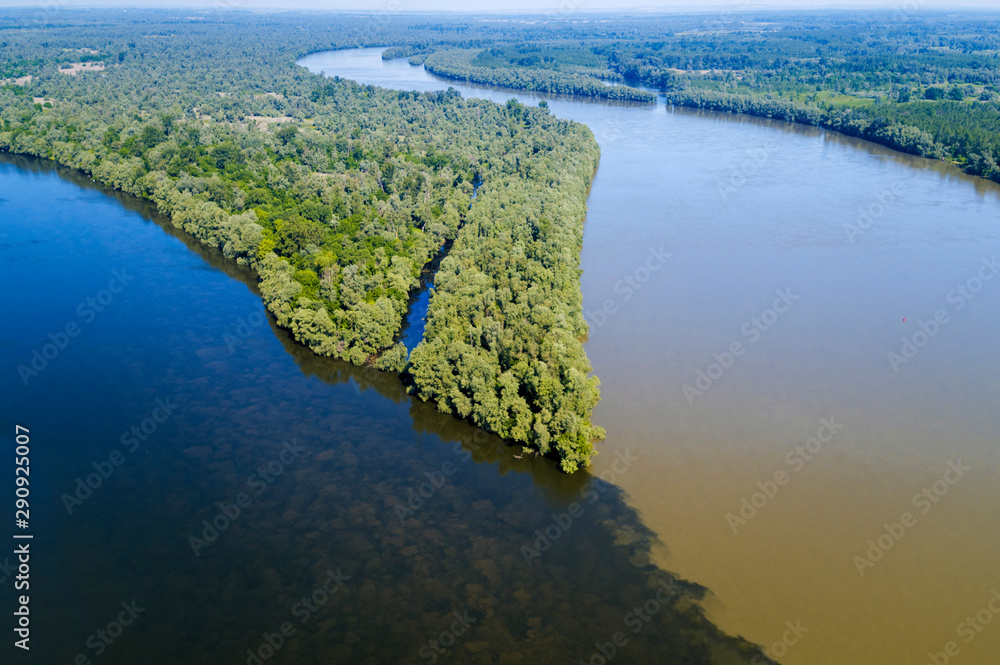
[0,9,607,471]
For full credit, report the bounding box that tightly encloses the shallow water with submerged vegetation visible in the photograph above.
[0,152,764,664]
[297,45,1000,665]
[3,10,1000,665]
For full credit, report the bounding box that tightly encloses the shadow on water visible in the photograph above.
[2,156,769,664]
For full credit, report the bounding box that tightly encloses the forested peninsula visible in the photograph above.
[0,12,603,471]
[5,9,999,471]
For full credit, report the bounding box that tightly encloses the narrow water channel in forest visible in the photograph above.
[397,178,481,352]
[1,151,757,665]
[298,47,1000,665]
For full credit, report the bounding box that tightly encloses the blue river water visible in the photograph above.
[0,154,753,664]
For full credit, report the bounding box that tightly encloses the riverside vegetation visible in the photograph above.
[0,11,603,471]
[408,47,656,103]
[5,9,998,472]
[383,11,1000,183]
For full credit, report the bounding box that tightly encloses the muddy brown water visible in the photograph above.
[297,47,1000,665]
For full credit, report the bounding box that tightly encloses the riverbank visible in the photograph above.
[300,46,1000,665]
[2,145,768,665]
[418,48,656,103]
[1,39,608,469]
[662,89,1000,185]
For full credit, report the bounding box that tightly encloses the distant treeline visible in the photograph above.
[372,13,1000,184]
[418,49,655,103]
[665,90,999,182]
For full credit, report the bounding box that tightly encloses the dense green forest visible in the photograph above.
[412,48,655,102]
[409,98,604,472]
[0,11,605,471]
[4,8,999,470]
[384,11,1000,182]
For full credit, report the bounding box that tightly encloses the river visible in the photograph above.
[1,156,752,661]
[296,48,1000,665]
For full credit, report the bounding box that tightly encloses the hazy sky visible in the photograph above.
[1,0,998,10]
